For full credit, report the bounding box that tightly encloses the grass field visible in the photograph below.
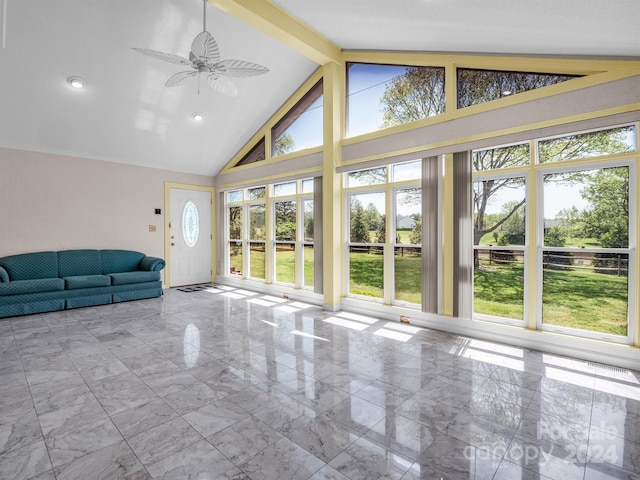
[231,245,628,336]
[348,252,627,336]
[229,246,314,287]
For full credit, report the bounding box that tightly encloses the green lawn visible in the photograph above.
[474,263,525,319]
[474,261,628,336]
[232,244,628,336]
[230,246,314,286]
[542,268,628,335]
[349,251,384,297]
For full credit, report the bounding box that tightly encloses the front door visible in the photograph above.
[169,188,212,286]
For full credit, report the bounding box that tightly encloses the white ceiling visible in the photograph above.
[273,0,640,57]
[0,0,638,177]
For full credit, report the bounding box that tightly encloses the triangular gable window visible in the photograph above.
[457,68,581,108]
[272,79,323,157]
[235,137,266,167]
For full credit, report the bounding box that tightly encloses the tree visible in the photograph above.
[579,167,628,248]
[409,214,422,245]
[380,67,445,128]
[375,214,386,243]
[350,200,369,243]
[228,206,242,239]
[472,147,528,248]
[499,200,526,244]
[273,133,295,156]
[544,226,566,247]
[275,201,296,241]
[457,70,575,108]
[379,68,634,261]
[363,203,383,232]
[304,212,314,241]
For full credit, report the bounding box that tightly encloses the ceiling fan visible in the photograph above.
[133,0,269,96]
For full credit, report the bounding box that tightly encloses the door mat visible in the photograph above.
[175,283,220,293]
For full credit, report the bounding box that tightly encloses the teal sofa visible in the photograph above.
[0,249,165,318]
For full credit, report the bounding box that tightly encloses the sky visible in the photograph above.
[281,64,634,221]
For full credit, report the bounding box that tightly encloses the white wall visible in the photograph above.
[0,147,214,260]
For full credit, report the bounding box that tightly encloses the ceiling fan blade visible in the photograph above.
[207,75,238,97]
[215,59,269,78]
[132,48,191,66]
[166,71,197,87]
[191,31,220,62]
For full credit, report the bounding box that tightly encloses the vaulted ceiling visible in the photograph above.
[0,0,637,176]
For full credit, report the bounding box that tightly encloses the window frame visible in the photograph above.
[471,169,529,327]
[344,161,423,307]
[535,158,636,344]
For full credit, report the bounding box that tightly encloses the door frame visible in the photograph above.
[164,182,216,288]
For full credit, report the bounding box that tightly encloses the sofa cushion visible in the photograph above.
[0,278,65,296]
[139,256,166,272]
[58,250,102,277]
[101,250,145,274]
[0,252,58,280]
[109,271,160,285]
[63,275,111,290]
[0,266,8,283]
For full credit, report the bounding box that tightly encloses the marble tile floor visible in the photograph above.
[1,285,639,480]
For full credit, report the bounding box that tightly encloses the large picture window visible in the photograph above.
[471,124,636,342]
[345,160,424,307]
[224,179,315,290]
[346,63,445,138]
[540,163,632,339]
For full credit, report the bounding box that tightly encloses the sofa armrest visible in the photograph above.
[0,266,9,283]
[139,256,166,272]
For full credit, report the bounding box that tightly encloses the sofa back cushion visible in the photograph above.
[101,250,145,274]
[0,252,59,281]
[58,250,102,277]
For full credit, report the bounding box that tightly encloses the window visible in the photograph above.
[347,63,445,137]
[540,164,631,339]
[473,175,526,323]
[182,201,199,248]
[345,160,424,307]
[303,199,314,288]
[471,124,636,342]
[224,179,315,290]
[274,182,296,197]
[235,138,265,167]
[248,203,266,280]
[274,200,296,284]
[538,126,636,163]
[272,80,323,156]
[348,192,386,299]
[457,68,580,108]
[347,167,387,187]
[473,143,530,171]
[394,188,422,305]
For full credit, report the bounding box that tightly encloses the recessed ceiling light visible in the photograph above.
[67,77,85,89]
[192,113,204,121]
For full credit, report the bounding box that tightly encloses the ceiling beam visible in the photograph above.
[208,0,342,65]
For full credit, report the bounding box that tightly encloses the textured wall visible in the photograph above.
[0,148,214,259]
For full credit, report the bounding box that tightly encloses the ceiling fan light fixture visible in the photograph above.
[67,76,86,89]
[132,0,268,96]
[192,112,204,121]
